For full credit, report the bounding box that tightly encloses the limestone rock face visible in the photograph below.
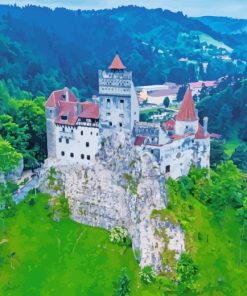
[41,132,184,271]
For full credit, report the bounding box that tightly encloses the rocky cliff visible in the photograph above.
[41,132,185,271]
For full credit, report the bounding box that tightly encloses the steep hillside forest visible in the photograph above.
[0,4,247,100]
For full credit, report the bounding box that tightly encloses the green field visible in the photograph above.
[0,193,160,296]
[1,192,246,295]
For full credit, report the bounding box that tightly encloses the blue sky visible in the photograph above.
[0,0,246,18]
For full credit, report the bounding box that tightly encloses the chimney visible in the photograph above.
[203,117,208,136]
[74,102,82,117]
[64,87,69,102]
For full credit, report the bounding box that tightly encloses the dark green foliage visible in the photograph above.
[176,253,198,292]
[0,182,16,218]
[198,79,247,139]
[163,97,170,107]
[210,140,228,168]
[231,144,247,172]
[115,269,131,296]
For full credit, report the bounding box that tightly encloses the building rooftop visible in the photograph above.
[108,54,126,70]
[176,88,198,122]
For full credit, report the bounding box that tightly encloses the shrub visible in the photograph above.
[115,268,131,296]
[109,227,131,246]
[139,266,156,284]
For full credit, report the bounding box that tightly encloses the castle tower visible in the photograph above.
[175,88,199,135]
[98,53,139,138]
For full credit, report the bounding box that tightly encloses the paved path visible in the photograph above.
[13,167,43,204]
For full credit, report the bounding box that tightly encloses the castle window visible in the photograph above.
[96,133,98,136]
[120,99,124,109]
[119,122,122,127]
[62,94,66,100]
[59,138,62,143]
[71,129,73,133]
[86,142,89,147]
[61,151,65,156]
[66,139,69,144]
[70,153,74,158]
[166,165,170,173]
[61,115,67,120]
[87,155,90,160]
[90,131,93,135]
[81,154,84,159]
[106,98,111,109]
[62,127,65,132]
[81,131,83,135]
[109,122,112,126]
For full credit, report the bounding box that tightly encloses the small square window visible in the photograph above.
[59,138,62,143]
[66,139,69,144]
[87,155,90,160]
[61,151,65,156]
[120,99,124,104]
[81,154,84,159]
[70,153,74,158]
[86,142,89,147]
[81,131,83,135]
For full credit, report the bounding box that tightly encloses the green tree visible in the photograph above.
[210,140,228,168]
[0,137,22,174]
[176,253,198,293]
[115,269,131,296]
[231,144,247,172]
[163,97,170,108]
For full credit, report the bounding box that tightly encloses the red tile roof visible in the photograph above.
[109,54,126,70]
[176,88,198,121]
[163,118,175,131]
[55,101,78,125]
[134,136,146,146]
[79,102,99,119]
[45,88,77,108]
[148,88,179,98]
[46,88,99,126]
[189,81,217,89]
[195,124,210,139]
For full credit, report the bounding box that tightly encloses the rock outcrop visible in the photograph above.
[41,132,185,271]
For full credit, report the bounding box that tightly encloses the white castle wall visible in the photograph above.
[175,119,198,136]
[55,124,99,166]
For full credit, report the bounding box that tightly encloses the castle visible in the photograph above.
[45,54,210,179]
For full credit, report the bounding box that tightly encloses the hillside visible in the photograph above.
[198,16,247,34]
[0,5,246,98]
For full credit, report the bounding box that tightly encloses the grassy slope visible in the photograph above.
[0,194,160,296]
[165,196,247,296]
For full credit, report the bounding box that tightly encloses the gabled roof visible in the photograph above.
[163,118,176,131]
[134,136,146,146]
[45,87,77,108]
[109,54,126,70]
[176,88,198,121]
